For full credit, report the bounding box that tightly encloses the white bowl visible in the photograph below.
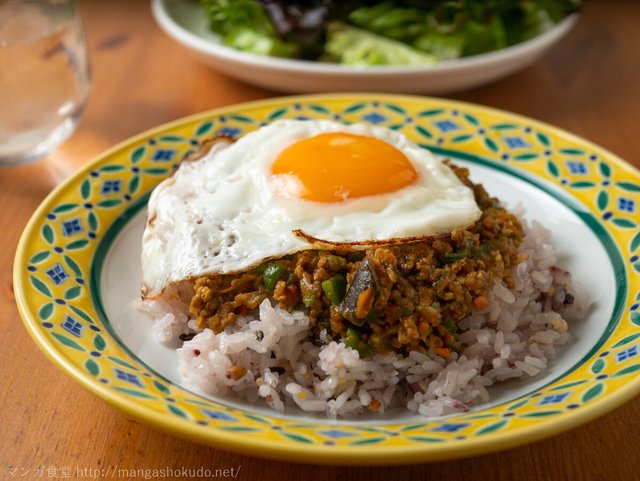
[151,0,578,94]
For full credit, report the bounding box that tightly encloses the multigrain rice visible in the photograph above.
[140,213,587,417]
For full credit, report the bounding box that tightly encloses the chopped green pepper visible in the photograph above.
[301,287,316,308]
[263,264,286,291]
[345,327,373,357]
[344,327,373,357]
[345,327,360,349]
[443,251,468,264]
[472,243,498,258]
[321,275,347,305]
[442,318,458,334]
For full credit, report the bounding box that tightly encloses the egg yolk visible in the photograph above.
[271,133,418,203]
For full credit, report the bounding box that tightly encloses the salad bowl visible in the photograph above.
[152,0,578,94]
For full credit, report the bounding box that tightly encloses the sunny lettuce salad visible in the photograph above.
[200,0,581,66]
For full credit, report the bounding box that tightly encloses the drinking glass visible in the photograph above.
[0,0,90,166]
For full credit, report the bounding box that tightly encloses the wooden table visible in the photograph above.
[2,1,639,479]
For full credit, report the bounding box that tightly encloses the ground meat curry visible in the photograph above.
[189,163,524,356]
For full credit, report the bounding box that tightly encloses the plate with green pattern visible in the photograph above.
[14,95,640,465]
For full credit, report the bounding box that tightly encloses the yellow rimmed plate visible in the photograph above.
[14,94,640,465]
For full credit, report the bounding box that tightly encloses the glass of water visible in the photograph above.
[0,0,90,166]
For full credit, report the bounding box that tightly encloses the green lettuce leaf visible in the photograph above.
[325,22,436,66]
[200,0,298,57]
[200,0,582,63]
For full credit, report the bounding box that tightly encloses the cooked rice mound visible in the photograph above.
[141,213,586,417]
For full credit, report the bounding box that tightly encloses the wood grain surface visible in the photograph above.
[2,1,639,479]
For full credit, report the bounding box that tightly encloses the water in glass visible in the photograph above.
[0,0,90,166]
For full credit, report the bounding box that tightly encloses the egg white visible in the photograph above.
[141,119,481,297]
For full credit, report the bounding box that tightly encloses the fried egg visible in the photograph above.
[141,119,481,297]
